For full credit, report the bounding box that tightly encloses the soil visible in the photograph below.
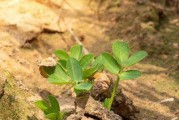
[0,0,178,120]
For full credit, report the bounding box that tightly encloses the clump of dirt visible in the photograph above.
[67,94,122,120]
[91,73,138,119]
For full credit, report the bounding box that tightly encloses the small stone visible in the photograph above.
[176,23,179,26]
[37,57,56,67]
[160,98,174,103]
[140,22,156,31]
[172,43,178,49]
[173,54,179,60]
[91,72,111,98]
[171,117,178,120]
[170,19,179,24]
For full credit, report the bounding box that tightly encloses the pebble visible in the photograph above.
[159,98,174,103]
[170,19,179,24]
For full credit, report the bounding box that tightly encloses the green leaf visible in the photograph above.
[82,67,96,79]
[55,64,67,79]
[35,96,64,120]
[119,70,141,80]
[70,45,82,60]
[54,50,69,61]
[46,112,64,120]
[92,55,103,71]
[35,100,53,115]
[123,51,148,67]
[42,66,55,76]
[74,82,92,91]
[46,113,57,120]
[59,112,66,120]
[58,60,66,69]
[48,95,60,112]
[48,74,70,84]
[103,98,110,110]
[102,53,120,74]
[48,64,69,84]
[112,41,129,65]
[74,82,93,95]
[80,54,94,69]
[66,57,82,82]
[35,100,49,111]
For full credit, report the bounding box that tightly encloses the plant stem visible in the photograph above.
[107,76,120,110]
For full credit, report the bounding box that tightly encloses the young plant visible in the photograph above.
[102,40,148,110]
[35,95,65,120]
[43,44,103,95]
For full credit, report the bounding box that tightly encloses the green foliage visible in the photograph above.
[112,41,129,65]
[35,95,65,120]
[66,57,82,82]
[123,51,148,67]
[70,45,83,60]
[38,41,147,116]
[74,82,93,96]
[80,54,94,70]
[47,64,69,84]
[119,70,141,80]
[102,52,120,74]
[45,44,103,96]
[54,50,69,61]
[102,40,147,110]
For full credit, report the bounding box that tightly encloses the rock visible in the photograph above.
[37,57,57,78]
[0,0,60,45]
[172,43,179,49]
[85,96,122,120]
[171,117,178,120]
[91,72,111,99]
[170,19,179,24]
[67,94,122,120]
[91,73,138,119]
[112,88,138,120]
[159,98,174,103]
[140,22,156,32]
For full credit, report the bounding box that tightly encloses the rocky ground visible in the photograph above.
[0,0,178,120]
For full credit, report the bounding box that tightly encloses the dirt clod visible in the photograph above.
[69,94,122,120]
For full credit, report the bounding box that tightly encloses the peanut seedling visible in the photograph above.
[102,41,148,110]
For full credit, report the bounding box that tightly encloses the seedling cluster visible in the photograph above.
[35,40,147,120]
